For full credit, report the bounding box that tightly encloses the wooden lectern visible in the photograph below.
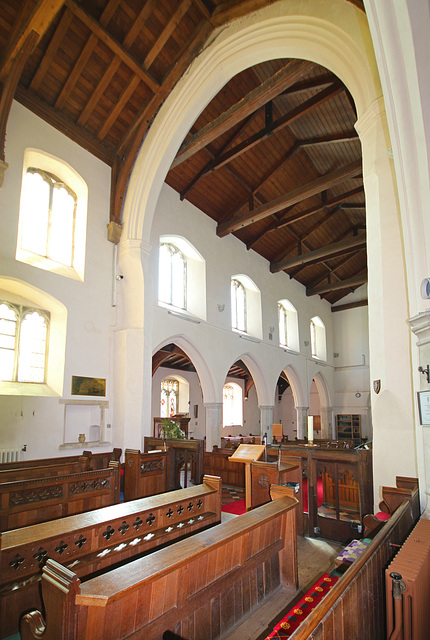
[228,443,265,510]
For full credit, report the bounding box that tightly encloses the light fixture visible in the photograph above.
[418,365,430,383]
[217,304,225,312]
[304,340,309,346]
[355,392,361,398]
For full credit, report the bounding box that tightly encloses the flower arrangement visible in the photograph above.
[160,418,186,439]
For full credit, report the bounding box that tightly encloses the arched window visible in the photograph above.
[160,378,179,417]
[0,302,49,383]
[231,279,246,332]
[278,299,299,351]
[223,382,243,427]
[310,316,327,361]
[16,149,88,281]
[159,243,186,309]
[20,169,77,267]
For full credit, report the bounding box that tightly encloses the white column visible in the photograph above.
[356,98,416,506]
[204,402,223,452]
[259,405,274,443]
[320,406,334,439]
[296,407,309,440]
[408,312,430,509]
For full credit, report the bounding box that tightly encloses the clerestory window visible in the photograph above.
[159,243,187,310]
[231,279,246,332]
[0,302,49,384]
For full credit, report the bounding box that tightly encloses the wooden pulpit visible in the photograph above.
[228,443,265,510]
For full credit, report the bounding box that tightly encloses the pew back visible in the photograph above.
[0,457,89,482]
[123,449,167,500]
[0,448,121,471]
[0,475,221,639]
[21,492,298,640]
[0,461,120,531]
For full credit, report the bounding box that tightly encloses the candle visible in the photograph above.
[307,415,313,442]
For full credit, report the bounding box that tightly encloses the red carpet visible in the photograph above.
[221,498,246,515]
[265,573,339,638]
[302,477,323,513]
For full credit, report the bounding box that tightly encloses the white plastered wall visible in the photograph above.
[117,0,417,503]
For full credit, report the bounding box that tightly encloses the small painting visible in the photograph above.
[71,376,106,397]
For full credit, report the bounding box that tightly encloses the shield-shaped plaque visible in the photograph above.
[373,379,381,394]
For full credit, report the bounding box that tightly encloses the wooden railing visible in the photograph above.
[288,487,420,639]
[21,490,298,640]
[1,475,222,639]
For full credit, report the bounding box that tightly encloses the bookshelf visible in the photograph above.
[336,414,361,446]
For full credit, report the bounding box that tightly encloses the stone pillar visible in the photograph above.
[204,402,223,452]
[296,407,309,440]
[259,405,274,443]
[356,98,416,506]
[320,407,334,439]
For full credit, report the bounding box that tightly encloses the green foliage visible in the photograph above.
[160,418,186,439]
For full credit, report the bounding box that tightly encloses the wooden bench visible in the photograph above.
[0,457,90,483]
[280,479,420,639]
[0,461,120,532]
[0,475,222,638]
[204,449,246,487]
[0,448,122,471]
[363,476,420,534]
[20,486,298,640]
[123,448,167,500]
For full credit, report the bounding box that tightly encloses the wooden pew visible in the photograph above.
[123,448,167,500]
[0,457,90,482]
[20,488,298,640]
[204,449,246,487]
[0,475,221,639]
[278,480,420,640]
[0,448,122,471]
[363,476,420,534]
[144,437,204,490]
[0,461,120,532]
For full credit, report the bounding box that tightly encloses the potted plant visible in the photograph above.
[160,417,186,440]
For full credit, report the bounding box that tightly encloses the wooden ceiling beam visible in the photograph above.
[272,186,364,231]
[171,59,313,169]
[193,82,344,181]
[307,273,367,297]
[270,233,366,273]
[331,299,368,312]
[64,0,160,93]
[144,0,192,69]
[300,249,364,288]
[29,8,73,92]
[0,0,65,83]
[218,159,362,237]
[152,345,185,375]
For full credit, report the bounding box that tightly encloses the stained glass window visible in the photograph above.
[160,378,179,417]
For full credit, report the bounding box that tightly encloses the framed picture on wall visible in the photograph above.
[417,391,430,425]
[71,376,106,397]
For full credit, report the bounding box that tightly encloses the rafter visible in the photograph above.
[171,59,313,169]
[0,0,65,83]
[218,159,362,237]
[144,0,192,69]
[270,233,366,273]
[331,299,368,312]
[307,272,367,297]
[189,82,344,182]
[65,0,159,93]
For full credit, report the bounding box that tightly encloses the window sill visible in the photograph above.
[59,440,111,450]
[159,302,201,324]
[0,382,59,397]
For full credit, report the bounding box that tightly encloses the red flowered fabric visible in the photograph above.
[265,573,339,638]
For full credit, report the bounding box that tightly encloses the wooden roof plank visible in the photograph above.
[65,0,160,93]
[29,8,74,92]
[171,59,313,169]
[218,159,362,237]
[0,0,66,82]
[55,34,97,110]
[98,74,141,140]
[77,56,122,127]
[144,0,193,70]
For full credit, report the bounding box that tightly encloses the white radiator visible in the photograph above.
[0,448,21,463]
